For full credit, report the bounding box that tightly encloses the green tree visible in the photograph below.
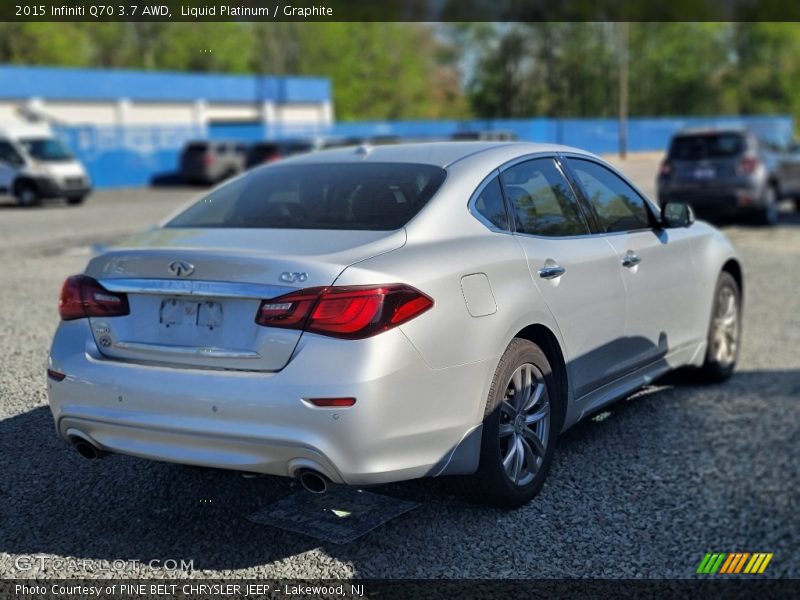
[0,23,93,65]
[627,22,730,116]
[251,23,466,120]
[726,23,800,118]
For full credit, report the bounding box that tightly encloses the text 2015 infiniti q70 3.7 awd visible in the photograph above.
[48,143,742,507]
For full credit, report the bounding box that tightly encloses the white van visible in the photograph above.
[0,124,92,206]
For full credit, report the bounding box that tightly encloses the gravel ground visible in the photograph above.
[0,160,798,580]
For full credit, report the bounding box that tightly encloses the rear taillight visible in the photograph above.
[59,275,130,321]
[740,156,761,175]
[659,160,673,176]
[202,154,216,166]
[265,151,281,162]
[255,284,433,339]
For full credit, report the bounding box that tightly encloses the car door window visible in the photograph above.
[568,159,652,233]
[501,158,589,237]
[0,142,23,166]
[472,176,509,230]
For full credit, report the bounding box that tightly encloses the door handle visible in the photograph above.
[622,251,641,268]
[538,264,566,280]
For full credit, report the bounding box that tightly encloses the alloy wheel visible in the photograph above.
[711,285,739,366]
[498,363,550,486]
[764,186,778,225]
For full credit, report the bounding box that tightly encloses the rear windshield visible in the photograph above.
[668,133,746,160]
[184,143,209,154]
[166,162,447,231]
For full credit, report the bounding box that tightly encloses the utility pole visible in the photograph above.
[617,22,629,159]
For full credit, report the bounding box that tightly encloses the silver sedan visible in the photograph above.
[47,142,742,507]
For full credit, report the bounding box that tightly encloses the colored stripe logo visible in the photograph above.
[697,552,773,574]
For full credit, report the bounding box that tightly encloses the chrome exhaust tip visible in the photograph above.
[71,438,104,460]
[298,469,330,494]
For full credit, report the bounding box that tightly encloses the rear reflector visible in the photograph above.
[256,284,433,339]
[59,275,130,321]
[307,397,357,408]
[46,369,66,382]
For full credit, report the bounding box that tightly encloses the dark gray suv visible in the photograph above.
[657,128,800,225]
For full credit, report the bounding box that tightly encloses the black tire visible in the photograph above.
[794,196,800,212]
[459,338,562,508]
[696,272,741,383]
[14,181,40,207]
[66,195,86,206]
[755,185,778,226]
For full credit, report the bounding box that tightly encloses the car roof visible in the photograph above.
[280,141,594,168]
[674,126,750,137]
[0,124,54,139]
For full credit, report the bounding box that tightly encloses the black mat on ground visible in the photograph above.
[247,488,419,544]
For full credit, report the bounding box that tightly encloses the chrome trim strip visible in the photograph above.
[114,340,261,359]
[97,278,294,300]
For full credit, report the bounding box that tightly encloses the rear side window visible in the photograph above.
[167,162,446,231]
[472,176,508,230]
[668,133,745,160]
[501,158,590,237]
[568,158,652,233]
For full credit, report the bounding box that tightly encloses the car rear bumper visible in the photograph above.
[47,319,490,485]
[179,168,215,184]
[658,186,765,217]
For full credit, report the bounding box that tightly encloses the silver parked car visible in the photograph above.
[48,143,743,507]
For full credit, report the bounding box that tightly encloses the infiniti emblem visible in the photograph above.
[168,260,195,277]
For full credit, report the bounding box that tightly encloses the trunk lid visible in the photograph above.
[83,227,406,371]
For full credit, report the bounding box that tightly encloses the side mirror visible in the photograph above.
[662,202,694,228]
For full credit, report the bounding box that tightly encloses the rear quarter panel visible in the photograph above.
[687,220,743,348]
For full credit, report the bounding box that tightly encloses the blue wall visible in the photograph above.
[327,115,794,154]
[55,115,794,189]
[56,125,206,188]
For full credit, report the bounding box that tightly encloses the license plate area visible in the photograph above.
[693,167,716,179]
[160,298,222,329]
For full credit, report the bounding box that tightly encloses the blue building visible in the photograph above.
[0,65,332,187]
